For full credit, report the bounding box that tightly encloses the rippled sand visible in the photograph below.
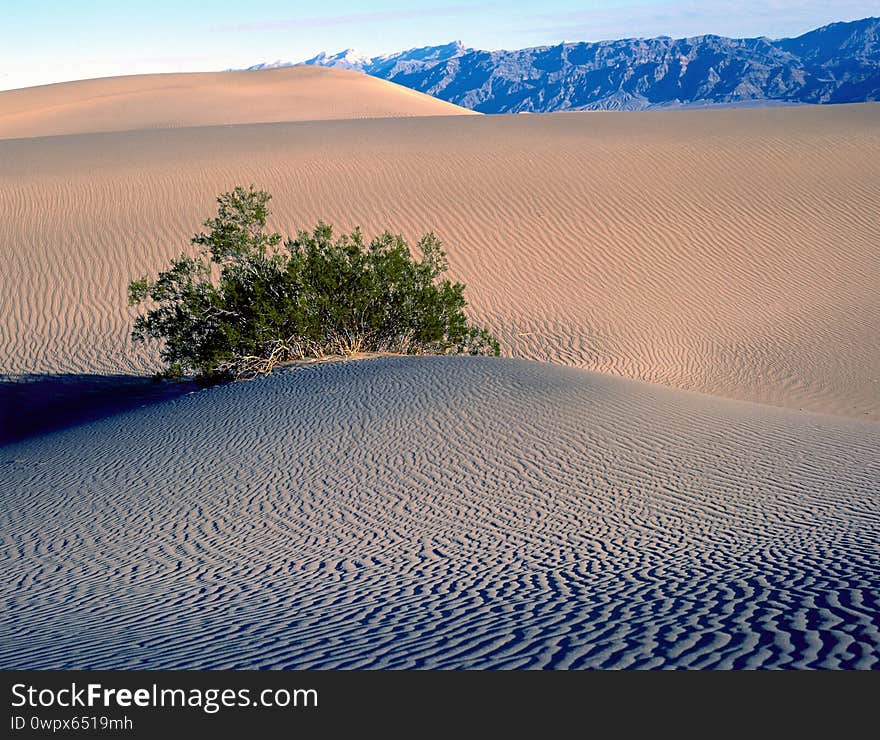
[1,357,877,669]
[1,103,877,417]
[1,72,877,670]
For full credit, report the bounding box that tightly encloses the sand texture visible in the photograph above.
[0,67,476,139]
[1,357,877,669]
[1,103,878,418]
[1,74,878,671]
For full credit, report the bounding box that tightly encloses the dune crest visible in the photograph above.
[0,66,476,139]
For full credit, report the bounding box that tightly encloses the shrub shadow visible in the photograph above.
[0,374,197,446]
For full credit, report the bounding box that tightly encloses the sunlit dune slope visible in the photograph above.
[0,104,877,417]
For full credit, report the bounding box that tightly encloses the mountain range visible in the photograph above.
[246,17,880,112]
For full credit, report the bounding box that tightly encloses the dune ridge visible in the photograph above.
[0,67,476,140]
[1,357,877,669]
[1,104,877,418]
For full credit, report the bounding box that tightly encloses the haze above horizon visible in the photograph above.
[2,1,878,91]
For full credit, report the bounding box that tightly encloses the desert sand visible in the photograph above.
[0,66,476,139]
[1,97,877,418]
[1,357,877,668]
[0,71,878,670]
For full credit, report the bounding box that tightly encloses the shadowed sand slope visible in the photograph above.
[1,357,877,669]
[1,105,877,417]
[0,67,476,139]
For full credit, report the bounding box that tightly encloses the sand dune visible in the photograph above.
[1,104,877,418]
[3,69,876,674]
[1,357,877,669]
[0,67,476,139]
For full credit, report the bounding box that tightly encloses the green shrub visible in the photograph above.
[129,186,499,382]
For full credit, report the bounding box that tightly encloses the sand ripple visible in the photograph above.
[1,105,877,418]
[1,357,877,669]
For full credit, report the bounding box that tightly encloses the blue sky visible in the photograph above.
[2,0,877,90]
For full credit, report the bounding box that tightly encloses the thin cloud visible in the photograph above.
[82,55,216,65]
[520,0,879,43]
[220,5,474,32]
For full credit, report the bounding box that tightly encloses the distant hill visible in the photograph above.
[248,17,880,112]
[0,66,475,140]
